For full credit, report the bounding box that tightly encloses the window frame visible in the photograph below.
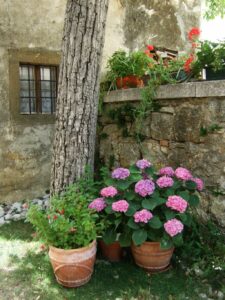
[9,49,60,125]
[19,63,59,115]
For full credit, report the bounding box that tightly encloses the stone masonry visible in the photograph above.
[99,80,225,227]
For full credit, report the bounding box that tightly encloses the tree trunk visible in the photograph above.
[51,0,109,195]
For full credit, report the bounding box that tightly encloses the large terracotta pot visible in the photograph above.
[49,240,97,288]
[131,241,174,273]
[116,76,144,89]
[98,240,122,262]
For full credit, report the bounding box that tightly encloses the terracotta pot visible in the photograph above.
[131,241,174,273]
[98,240,122,262]
[116,76,144,89]
[49,240,97,288]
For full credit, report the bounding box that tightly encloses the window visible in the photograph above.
[9,49,60,124]
[19,64,58,114]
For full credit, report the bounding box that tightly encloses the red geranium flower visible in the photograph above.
[188,27,201,41]
[184,54,195,73]
[53,215,58,220]
[147,44,154,51]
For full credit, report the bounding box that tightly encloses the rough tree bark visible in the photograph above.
[51,0,109,195]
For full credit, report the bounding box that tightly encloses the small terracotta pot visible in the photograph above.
[116,76,144,89]
[49,240,97,288]
[98,240,123,262]
[131,241,174,273]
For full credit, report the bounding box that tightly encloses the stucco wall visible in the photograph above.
[99,81,225,227]
[0,0,201,203]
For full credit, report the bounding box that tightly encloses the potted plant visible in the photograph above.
[184,27,225,80]
[89,159,204,273]
[27,183,102,287]
[106,50,153,89]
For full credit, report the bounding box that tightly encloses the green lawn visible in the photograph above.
[0,221,221,300]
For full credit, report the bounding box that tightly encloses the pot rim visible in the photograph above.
[132,241,174,250]
[49,239,96,253]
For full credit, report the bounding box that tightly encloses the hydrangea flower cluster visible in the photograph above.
[136,159,151,170]
[191,177,204,191]
[156,176,174,188]
[164,218,184,237]
[88,198,106,212]
[159,167,175,177]
[112,167,130,180]
[166,195,188,213]
[112,200,129,213]
[100,186,118,197]
[134,209,153,223]
[135,179,155,197]
[175,167,192,181]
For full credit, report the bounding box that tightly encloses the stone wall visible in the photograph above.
[0,0,201,203]
[98,81,225,227]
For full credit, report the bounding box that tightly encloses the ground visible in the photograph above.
[0,221,223,300]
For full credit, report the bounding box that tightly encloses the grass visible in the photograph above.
[0,221,222,300]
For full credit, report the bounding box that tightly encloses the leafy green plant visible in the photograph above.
[106,50,152,83]
[27,182,104,249]
[200,123,223,136]
[89,160,204,249]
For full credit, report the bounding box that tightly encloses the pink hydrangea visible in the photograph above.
[191,177,204,191]
[135,179,155,197]
[136,159,151,170]
[100,186,118,197]
[156,176,174,188]
[112,167,130,180]
[134,209,153,223]
[166,195,188,213]
[164,218,184,237]
[159,167,175,177]
[112,200,129,213]
[175,167,192,181]
[88,198,106,212]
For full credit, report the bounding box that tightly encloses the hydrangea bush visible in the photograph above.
[89,159,204,248]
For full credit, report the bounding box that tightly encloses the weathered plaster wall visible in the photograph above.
[0,0,201,203]
[99,81,225,227]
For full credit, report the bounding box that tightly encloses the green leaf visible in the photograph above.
[105,205,113,214]
[172,233,183,247]
[125,204,137,216]
[130,174,142,182]
[148,216,162,229]
[179,213,192,226]
[189,194,200,207]
[124,191,135,201]
[102,228,117,244]
[164,209,176,220]
[160,237,173,249]
[142,196,166,210]
[127,218,139,230]
[119,231,131,247]
[105,178,115,186]
[132,229,148,246]
[173,181,182,189]
[185,180,197,190]
[129,165,141,174]
[145,167,155,176]
[165,189,175,197]
[178,191,190,201]
[116,180,132,191]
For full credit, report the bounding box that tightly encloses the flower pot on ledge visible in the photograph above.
[131,241,174,273]
[116,75,144,89]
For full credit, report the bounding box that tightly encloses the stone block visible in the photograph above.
[160,140,169,147]
[151,112,174,140]
[196,80,225,98]
[210,196,225,227]
[174,106,203,143]
[118,142,141,167]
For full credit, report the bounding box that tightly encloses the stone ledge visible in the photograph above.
[104,80,225,103]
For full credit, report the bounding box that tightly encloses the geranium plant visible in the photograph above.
[89,160,204,249]
[184,27,225,77]
[27,183,103,249]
